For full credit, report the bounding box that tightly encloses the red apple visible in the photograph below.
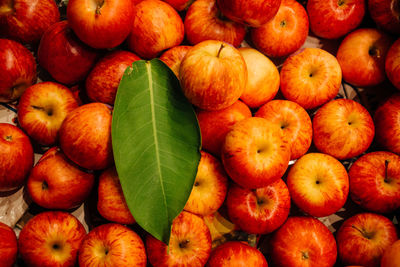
[251,0,309,58]
[18,211,86,267]
[368,0,400,35]
[313,99,375,160]
[85,50,141,105]
[0,222,17,267]
[381,239,400,267]
[385,38,400,91]
[184,0,246,47]
[160,45,191,78]
[38,21,101,85]
[0,38,36,103]
[0,123,33,192]
[163,0,192,10]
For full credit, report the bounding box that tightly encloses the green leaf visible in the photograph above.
[111,59,201,244]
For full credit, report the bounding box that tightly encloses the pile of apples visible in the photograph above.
[1,0,400,266]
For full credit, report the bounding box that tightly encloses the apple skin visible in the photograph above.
[85,50,141,105]
[18,211,86,267]
[97,167,136,225]
[381,239,400,267]
[17,81,79,146]
[336,28,393,88]
[313,99,375,160]
[127,0,184,59]
[160,45,191,78]
[59,103,113,170]
[0,123,34,192]
[146,211,212,267]
[0,222,17,267]
[163,0,192,11]
[368,0,400,35]
[179,40,247,111]
[206,241,268,267]
[221,117,291,189]
[385,38,400,91]
[270,216,337,267]
[349,151,400,214]
[79,223,146,267]
[307,0,365,39]
[336,212,398,267]
[0,38,36,103]
[251,0,309,58]
[280,48,342,110]
[226,178,290,234]
[38,20,101,85]
[286,153,349,217]
[184,0,246,47]
[0,0,59,44]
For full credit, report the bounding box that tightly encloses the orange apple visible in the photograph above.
[381,239,400,267]
[159,45,191,78]
[385,38,400,90]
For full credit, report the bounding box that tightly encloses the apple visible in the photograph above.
[146,211,212,267]
[336,28,393,87]
[127,0,184,59]
[368,0,400,35]
[313,99,375,160]
[163,0,192,11]
[0,38,36,103]
[79,223,146,266]
[221,117,291,189]
[85,50,141,105]
[179,40,247,111]
[255,99,312,160]
[250,0,309,58]
[0,123,33,192]
[38,20,101,85]
[0,222,17,267]
[206,241,268,267]
[160,45,192,78]
[307,0,365,39]
[59,102,113,170]
[381,239,400,267]
[270,216,337,267]
[238,47,280,109]
[97,167,136,225]
[0,0,59,44]
[184,0,246,47]
[336,212,398,267]
[286,153,349,217]
[18,211,86,267]
[280,48,342,110]
[385,38,400,91]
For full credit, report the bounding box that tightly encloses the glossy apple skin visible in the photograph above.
[85,50,140,105]
[0,38,36,103]
[160,45,191,78]
[381,239,400,267]
[146,211,212,267]
[207,241,268,267]
[38,21,101,85]
[385,38,400,91]
[59,103,113,170]
[255,100,312,160]
[184,0,246,47]
[251,0,309,58]
[0,123,33,192]
[97,167,135,225]
[17,82,79,146]
[18,211,86,267]
[179,40,247,111]
[0,0,59,44]
[368,0,400,35]
[127,0,184,59]
[79,223,146,267]
[313,99,375,160]
[336,213,398,267]
[221,117,291,189]
[216,0,281,27]
[271,216,337,267]
[67,0,133,49]
[280,48,342,110]
[163,0,192,10]
[0,222,17,267]
[307,0,365,39]
[336,28,393,87]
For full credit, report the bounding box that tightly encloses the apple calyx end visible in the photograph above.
[178,239,190,249]
[368,46,381,58]
[301,251,309,260]
[4,135,12,142]
[42,181,48,191]
[337,0,346,7]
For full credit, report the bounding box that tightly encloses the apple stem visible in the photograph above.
[384,160,390,183]
[216,44,224,58]
[95,0,104,15]
[351,225,373,239]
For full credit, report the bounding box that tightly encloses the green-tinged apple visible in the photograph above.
[238,47,280,108]
[336,213,398,267]
[255,99,312,160]
[163,0,192,11]
[146,211,212,267]
[18,211,86,267]
[251,0,309,58]
[0,222,17,267]
[280,48,342,109]
[368,0,400,35]
[179,40,247,111]
[221,117,291,189]
[160,46,191,78]
[313,99,375,160]
[385,38,400,90]
[286,153,349,217]
[381,239,400,267]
